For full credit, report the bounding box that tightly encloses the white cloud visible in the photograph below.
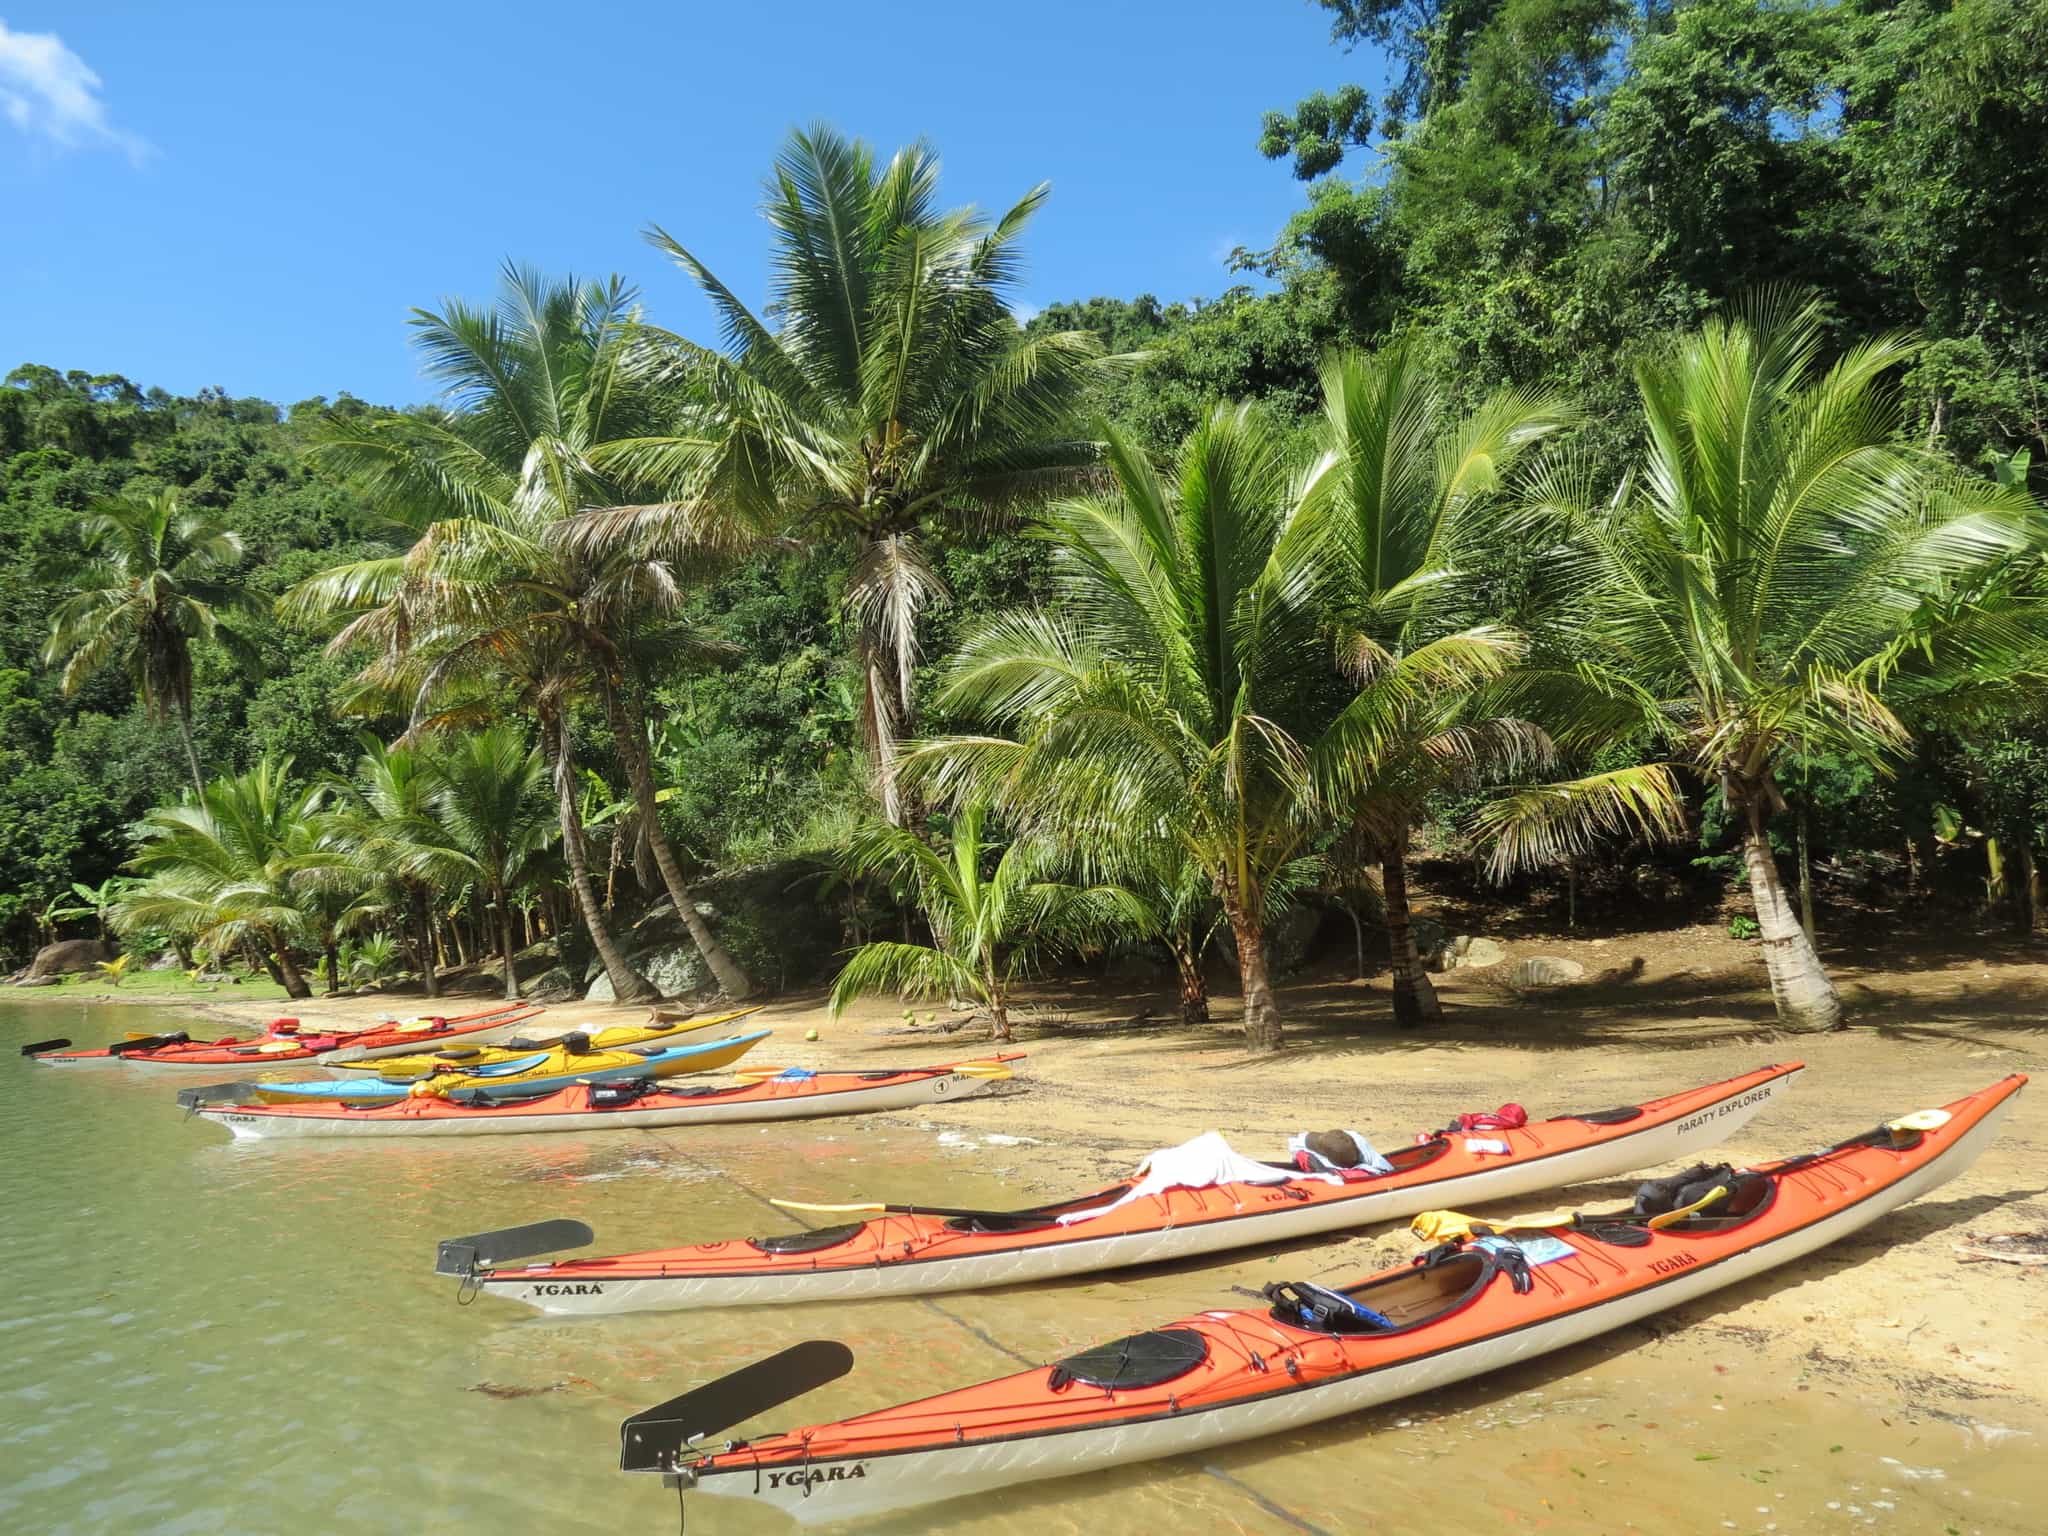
[0,20,149,162]
[1011,300,1042,324]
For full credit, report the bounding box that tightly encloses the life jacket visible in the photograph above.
[1444,1103,1528,1133]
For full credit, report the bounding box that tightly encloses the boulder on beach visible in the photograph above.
[27,938,114,978]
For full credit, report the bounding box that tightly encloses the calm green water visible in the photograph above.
[1,1000,2036,1535]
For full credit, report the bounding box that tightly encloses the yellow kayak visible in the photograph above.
[250,1026,771,1104]
[355,1006,762,1080]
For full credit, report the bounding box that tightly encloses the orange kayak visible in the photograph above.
[621,1074,2025,1525]
[456,1063,1803,1312]
[23,1001,544,1068]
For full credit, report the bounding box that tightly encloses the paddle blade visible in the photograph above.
[621,1342,854,1473]
[107,1033,185,1056]
[175,1081,261,1110]
[19,1038,71,1057]
[1891,1108,1953,1132]
[434,1218,595,1277]
[770,1197,885,1216]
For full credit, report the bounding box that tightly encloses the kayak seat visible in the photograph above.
[1628,1163,1777,1232]
[1275,1252,1492,1335]
[1254,1138,1449,1178]
[946,1186,1139,1233]
[1263,1280,1399,1333]
[1047,1328,1207,1392]
[749,1224,866,1255]
[943,1211,1062,1234]
[1556,1104,1644,1125]
[1657,1171,1776,1232]
[435,1047,485,1060]
[1385,1137,1451,1173]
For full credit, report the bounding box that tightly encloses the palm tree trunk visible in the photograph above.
[323,939,340,995]
[2019,842,2041,935]
[1381,840,1441,1027]
[1222,895,1282,1053]
[174,697,206,799]
[268,930,311,1000]
[495,884,521,1001]
[1171,938,1210,1024]
[410,890,439,998]
[547,715,655,1003]
[1740,797,1842,1031]
[982,957,1013,1043]
[604,685,756,999]
[1796,803,1817,943]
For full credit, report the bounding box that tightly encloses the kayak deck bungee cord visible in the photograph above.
[617,1074,2024,1526]
[186,1054,1024,1140]
[443,1062,1804,1313]
[20,1000,545,1068]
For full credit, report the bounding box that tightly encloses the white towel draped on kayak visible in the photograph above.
[1056,1131,1328,1225]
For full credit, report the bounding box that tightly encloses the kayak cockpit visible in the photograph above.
[1253,1135,1452,1177]
[1263,1249,1494,1336]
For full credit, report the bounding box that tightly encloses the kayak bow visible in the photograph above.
[628,1074,2024,1526]
[459,1062,1803,1313]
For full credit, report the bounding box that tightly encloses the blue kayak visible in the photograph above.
[254,1031,772,1104]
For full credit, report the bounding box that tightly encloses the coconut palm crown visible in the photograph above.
[43,486,260,795]
[282,265,753,1003]
[1483,294,2044,1029]
[626,125,1129,824]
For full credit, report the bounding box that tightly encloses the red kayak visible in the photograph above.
[21,1001,544,1068]
[620,1075,2024,1525]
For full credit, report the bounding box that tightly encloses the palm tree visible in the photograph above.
[428,724,555,1000]
[627,125,1125,825]
[915,407,1331,1052]
[827,804,1146,1041]
[1484,295,2043,1030]
[323,736,468,998]
[283,267,754,1003]
[110,756,324,998]
[1296,341,1576,1024]
[43,486,259,796]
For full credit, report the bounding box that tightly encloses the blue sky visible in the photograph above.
[0,2,1369,410]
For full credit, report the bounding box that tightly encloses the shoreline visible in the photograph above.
[10,919,2044,1475]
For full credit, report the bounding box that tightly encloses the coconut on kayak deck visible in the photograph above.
[21,999,545,1067]
[183,1054,1025,1139]
[445,1061,1802,1313]
[622,1074,2026,1527]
